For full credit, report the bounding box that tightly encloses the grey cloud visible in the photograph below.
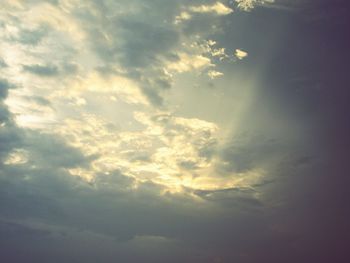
[61,62,79,75]
[0,82,63,220]
[181,12,227,36]
[218,133,282,173]
[2,1,346,262]
[193,187,263,208]
[0,155,316,263]
[0,124,318,263]
[0,128,96,220]
[17,25,49,45]
[0,79,20,162]
[88,16,179,106]
[0,124,21,162]
[197,138,217,160]
[22,131,97,169]
[74,0,229,106]
[0,220,50,241]
[141,85,164,106]
[0,79,15,99]
[122,151,152,163]
[117,19,179,68]
[98,172,134,186]
[22,62,79,78]
[177,160,199,170]
[22,64,59,77]
[0,140,267,252]
[0,58,7,68]
[0,172,63,220]
[26,95,52,107]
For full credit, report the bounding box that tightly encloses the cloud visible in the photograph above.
[193,187,263,208]
[48,109,222,190]
[208,70,224,79]
[3,148,29,165]
[0,79,13,99]
[64,0,234,106]
[0,79,21,162]
[174,11,192,24]
[0,1,338,262]
[175,2,233,26]
[218,134,280,173]
[167,53,212,73]
[235,49,248,60]
[189,2,233,15]
[0,220,50,241]
[118,19,179,69]
[24,132,96,169]
[16,25,49,45]
[22,64,59,77]
[0,58,7,68]
[0,0,240,109]
[235,0,275,11]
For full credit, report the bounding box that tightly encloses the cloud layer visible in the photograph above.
[0,0,348,262]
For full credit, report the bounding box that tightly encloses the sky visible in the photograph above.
[0,0,349,262]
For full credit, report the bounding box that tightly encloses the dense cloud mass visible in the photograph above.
[0,0,349,262]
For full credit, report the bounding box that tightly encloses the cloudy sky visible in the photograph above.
[0,0,349,262]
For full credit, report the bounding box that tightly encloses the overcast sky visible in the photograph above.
[0,0,349,262]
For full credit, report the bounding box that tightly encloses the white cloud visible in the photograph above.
[235,48,248,60]
[167,53,213,73]
[208,70,224,79]
[175,2,233,24]
[235,0,275,11]
[175,11,192,24]
[190,2,233,15]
